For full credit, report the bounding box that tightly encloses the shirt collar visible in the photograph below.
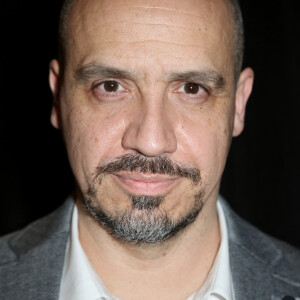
[211,199,235,299]
[59,205,118,300]
[59,198,234,300]
[187,199,234,300]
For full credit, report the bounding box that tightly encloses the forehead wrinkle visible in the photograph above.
[72,0,233,35]
[72,0,232,46]
[100,0,231,20]
[104,5,208,19]
[87,40,210,48]
[74,1,228,36]
[75,14,205,39]
[77,23,202,42]
[88,20,198,31]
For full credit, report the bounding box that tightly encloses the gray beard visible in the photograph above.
[83,188,204,245]
[82,154,203,245]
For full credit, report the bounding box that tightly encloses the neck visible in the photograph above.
[77,196,220,300]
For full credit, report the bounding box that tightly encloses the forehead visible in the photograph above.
[67,0,234,78]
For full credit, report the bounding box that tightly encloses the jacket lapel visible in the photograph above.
[221,198,278,299]
[220,198,300,300]
[4,197,74,300]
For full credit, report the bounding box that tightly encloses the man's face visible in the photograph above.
[50,0,250,243]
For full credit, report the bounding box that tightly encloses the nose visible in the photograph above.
[122,96,177,157]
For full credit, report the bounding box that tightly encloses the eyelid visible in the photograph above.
[91,80,131,100]
[177,82,209,94]
[98,80,125,92]
[92,79,123,89]
[171,81,210,104]
[91,79,130,102]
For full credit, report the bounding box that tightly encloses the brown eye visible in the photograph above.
[93,80,126,100]
[176,82,208,103]
[102,80,120,92]
[184,82,200,94]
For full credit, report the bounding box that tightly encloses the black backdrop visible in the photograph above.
[1,0,300,249]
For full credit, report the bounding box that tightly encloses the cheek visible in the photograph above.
[60,101,127,189]
[176,106,233,188]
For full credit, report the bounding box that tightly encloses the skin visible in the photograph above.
[49,0,254,299]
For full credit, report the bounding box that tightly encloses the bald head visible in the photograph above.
[57,0,244,82]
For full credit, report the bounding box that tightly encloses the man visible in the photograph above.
[0,0,299,299]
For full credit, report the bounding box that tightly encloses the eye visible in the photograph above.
[178,82,206,95]
[182,82,201,94]
[176,82,209,102]
[98,80,125,93]
[92,80,127,101]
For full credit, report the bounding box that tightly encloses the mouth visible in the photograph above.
[112,172,180,196]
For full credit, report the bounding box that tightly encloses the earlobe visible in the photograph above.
[233,67,254,137]
[49,59,61,129]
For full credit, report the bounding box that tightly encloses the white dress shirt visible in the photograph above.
[59,198,235,300]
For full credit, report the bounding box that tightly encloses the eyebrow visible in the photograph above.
[74,62,226,93]
[74,63,138,84]
[167,70,226,93]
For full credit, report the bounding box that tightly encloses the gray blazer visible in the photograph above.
[0,197,299,300]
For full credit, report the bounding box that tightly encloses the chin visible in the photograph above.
[82,185,205,244]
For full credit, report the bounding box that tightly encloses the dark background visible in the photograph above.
[1,0,300,249]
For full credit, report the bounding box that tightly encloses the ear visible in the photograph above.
[49,59,61,129]
[233,67,254,137]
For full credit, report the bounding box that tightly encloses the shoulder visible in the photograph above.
[0,198,74,299]
[220,197,300,297]
[0,197,74,261]
[228,203,299,271]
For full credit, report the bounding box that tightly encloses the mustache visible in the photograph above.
[93,154,200,184]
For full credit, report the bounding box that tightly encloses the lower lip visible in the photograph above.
[113,175,178,195]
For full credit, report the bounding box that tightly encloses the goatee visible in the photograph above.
[82,154,204,244]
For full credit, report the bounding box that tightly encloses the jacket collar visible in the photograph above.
[6,197,74,299]
[220,196,300,299]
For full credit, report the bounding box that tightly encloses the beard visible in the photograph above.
[82,154,204,245]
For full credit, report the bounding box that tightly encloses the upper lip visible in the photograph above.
[114,172,179,182]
